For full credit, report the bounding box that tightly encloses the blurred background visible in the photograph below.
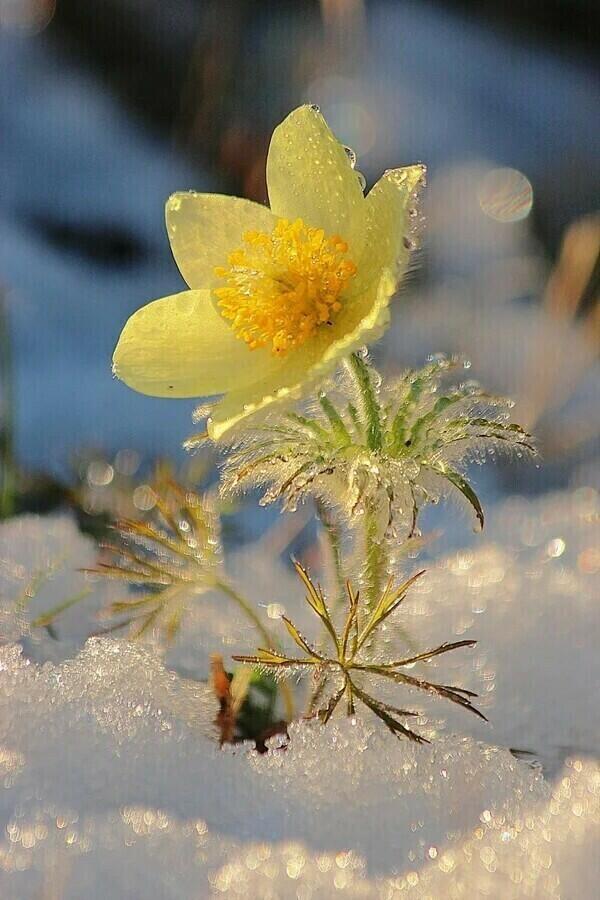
[1,0,598,526]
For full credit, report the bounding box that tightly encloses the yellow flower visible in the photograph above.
[112,105,425,440]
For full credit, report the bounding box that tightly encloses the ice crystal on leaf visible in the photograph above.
[234,561,484,743]
[221,353,535,543]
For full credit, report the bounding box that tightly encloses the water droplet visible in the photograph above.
[267,603,285,620]
[343,146,357,168]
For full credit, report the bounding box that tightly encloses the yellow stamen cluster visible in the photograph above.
[214,218,357,355]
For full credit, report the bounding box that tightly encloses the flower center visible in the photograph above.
[214,218,357,355]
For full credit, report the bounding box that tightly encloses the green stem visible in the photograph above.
[215,577,294,720]
[346,678,355,716]
[346,352,415,650]
[364,505,385,617]
[315,500,345,611]
[347,352,383,451]
[305,501,346,717]
[0,290,15,520]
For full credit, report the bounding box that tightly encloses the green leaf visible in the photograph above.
[130,605,162,639]
[406,391,486,451]
[427,465,484,529]
[30,588,92,629]
[318,681,346,724]
[351,682,428,743]
[346,402,364,440]
[432,417,535,453]
[390,358,455,449]
[374,639,477,669]
[357,570,425,650]
[347,353,383,451]
[252,649,290,665]
[370,668,488,721]
[281,616,322,659]
[293,561,339,652]
[340,582,359,659]
[107,595,159,613]
[318,393,351,446]
[277,461,317,499]
[285,412,331,443]
[232,451,292,484]
[232,650,317,667]
[86,563,167,584]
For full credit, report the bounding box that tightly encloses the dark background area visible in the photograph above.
[1,0,598,505]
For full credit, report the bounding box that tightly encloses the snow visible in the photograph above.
[0,515,114,662]
[393,487,600,759]
[0,488,598,895]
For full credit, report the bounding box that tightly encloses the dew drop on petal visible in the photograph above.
[343,145,357,169]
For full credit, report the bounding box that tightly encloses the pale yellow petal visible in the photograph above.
[165,193,277,290]
[354,165,426,293]
[266,105,366,258]
[208,271,396,440]
[113,290,277,398]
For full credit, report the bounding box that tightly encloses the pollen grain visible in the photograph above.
[214,218,357,355]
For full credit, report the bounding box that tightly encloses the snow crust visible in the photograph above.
[0,489,598,896]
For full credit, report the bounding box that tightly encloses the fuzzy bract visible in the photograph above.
[220,354,535,542]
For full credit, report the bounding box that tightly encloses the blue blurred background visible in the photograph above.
[1,0,598,515]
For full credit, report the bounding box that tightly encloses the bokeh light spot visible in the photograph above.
[478,168,533,223]
[0,0,55,34]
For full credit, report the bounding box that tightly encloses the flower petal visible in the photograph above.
[354,165,426,293]
[266,105,366,258]
[113,290,277,398]
[208,271,396,440]
[165,193,277,290]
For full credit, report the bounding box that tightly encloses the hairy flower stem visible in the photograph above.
[346,352,387,615]
[305,502,346,716]
[364,505,386,615]
[347,352,383,451]
[215,577,294,720]
[315,500,346,610]
[345,352,415,650]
